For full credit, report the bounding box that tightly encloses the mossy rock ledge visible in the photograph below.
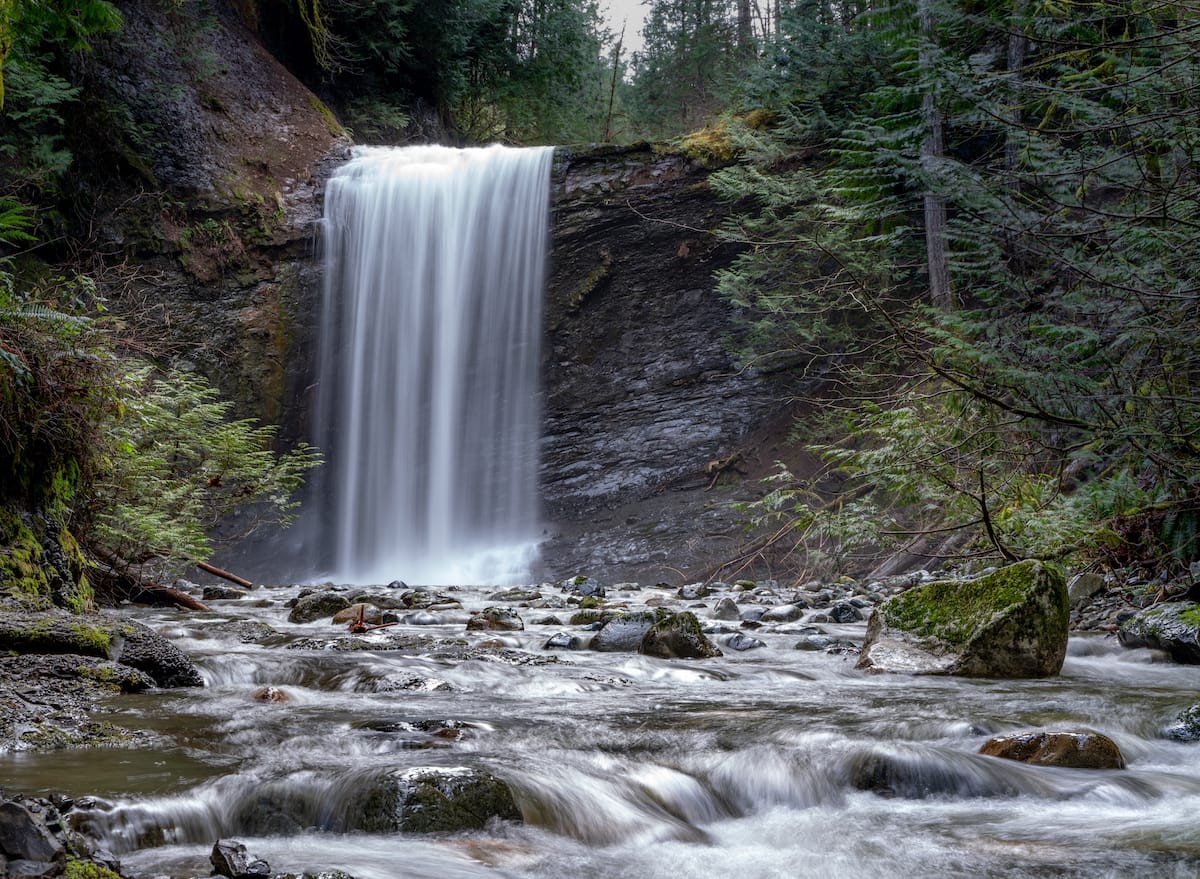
[0,608,203,688]
[1117,601,1200,664]
[856,561,1068,678]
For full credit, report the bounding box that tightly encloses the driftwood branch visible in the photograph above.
[196,561,253,589]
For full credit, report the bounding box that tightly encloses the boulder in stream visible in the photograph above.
[590,609,721,658]
[1164,703,1200,742]
[352,767,521,833]
[847,748,1025,799]
[112,620,205,688]
[560,575,604,599]
[978,730,1125,769]
[856,561,1068,678]
[1117,601,1200,664]
[466,607,525,632]
[211,838,270,878]
[288,590,352,624]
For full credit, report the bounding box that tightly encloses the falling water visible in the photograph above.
[314,145,554,585]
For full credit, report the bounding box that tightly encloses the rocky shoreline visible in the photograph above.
[2,561,1199,877]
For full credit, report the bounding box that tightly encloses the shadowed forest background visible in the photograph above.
[1,0,1197,594]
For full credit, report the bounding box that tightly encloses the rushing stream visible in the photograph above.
[7,582,1200,878]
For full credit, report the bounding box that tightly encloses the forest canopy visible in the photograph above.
[0,0,1196,595]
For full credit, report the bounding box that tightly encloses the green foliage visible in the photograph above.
[625,0,744,138]
[719,0,1200,573]
[280,0,614,144]
[0,0,122,194]
[87,363,321,575]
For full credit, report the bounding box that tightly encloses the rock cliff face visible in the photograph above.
[535,145,796,583]
[87,0,346,444]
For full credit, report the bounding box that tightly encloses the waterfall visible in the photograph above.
[314,144,553,585]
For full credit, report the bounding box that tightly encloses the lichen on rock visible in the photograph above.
[857,560,1069,677]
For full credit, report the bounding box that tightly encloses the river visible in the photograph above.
[5,580,1199,878]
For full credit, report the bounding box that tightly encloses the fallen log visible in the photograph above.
[196,561,253,589]
[89,549,210,611]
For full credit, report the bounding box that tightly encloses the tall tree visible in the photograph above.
[717,0,1200,571]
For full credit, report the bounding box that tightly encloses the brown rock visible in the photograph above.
[251,686,288,704]
[978,730,1125,769]
[332,603,382,625]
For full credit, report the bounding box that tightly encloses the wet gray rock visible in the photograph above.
[113,620,205,688]
[678,583,709,600]
[794,635,841,651]
[215,621,278,644]
[591,610,722,659]
[544,632,588,650]
[1117,602,1200,664]
[710,597,740,621]
[1164,703,1200,742]
[288,591,352,624]
[466,607,525,632]
[857,561,1069,678]
[0,801,64,865]
[830,602,863,623]
[351,767,521,833]
[1067,573,1107,609]
[535,144,800,586]
[203,585,248,600]
[978,730,1125,769]
[488,588,542,603]
[761,604,803,623]
[590,611,657,652]
[375,673,453,693]
[560,576,605,599]
[847,749,1024,799]
[211,838,270,878]
[641,611,723,660]
[723,633,766,651]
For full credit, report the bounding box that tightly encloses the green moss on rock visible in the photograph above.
[0,507,52,604]
[859,561,1069,678]
[64,859,124,879]
[880,562,1042,646]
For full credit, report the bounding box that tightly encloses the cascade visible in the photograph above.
[314,144,554,584]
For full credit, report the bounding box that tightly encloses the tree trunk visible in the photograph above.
[1005,0,1029,173]
[919,0,952,310]
[738,0,753,54]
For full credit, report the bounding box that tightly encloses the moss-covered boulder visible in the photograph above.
[590,609,721,659]
[0,609,202,688]
[351,767,521,833]
[465,607,524,632]
[856,561,1068,678]
[1117,601,1200,664]
[978,730,1125,769]
[288,590,352,624]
